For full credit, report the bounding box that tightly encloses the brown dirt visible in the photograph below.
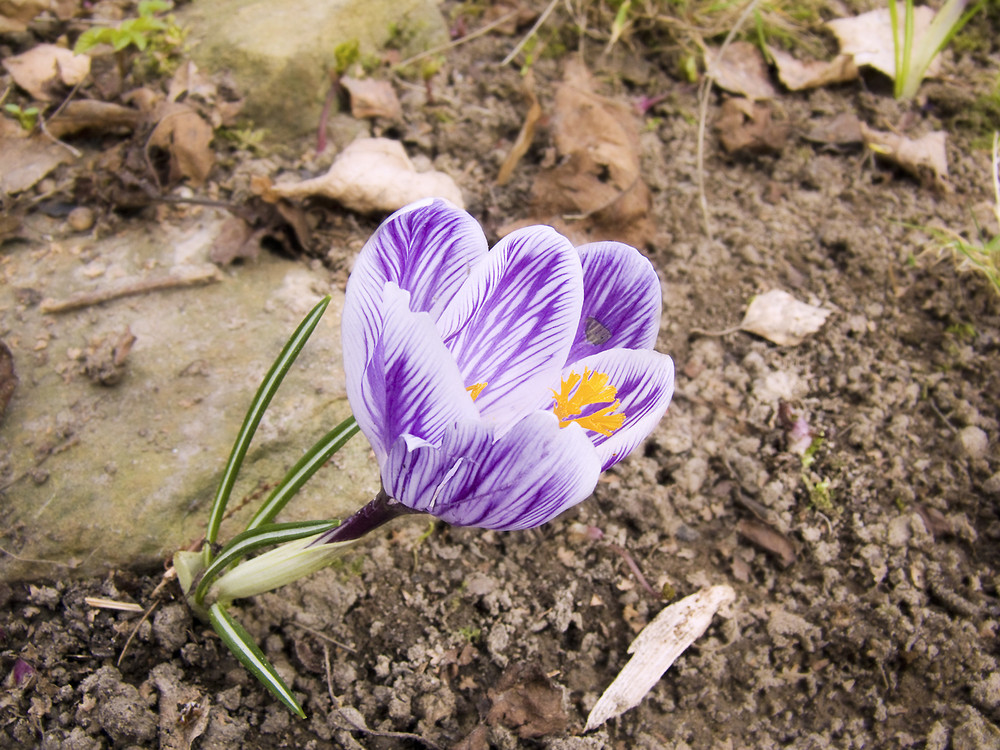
[3,1,1000,748]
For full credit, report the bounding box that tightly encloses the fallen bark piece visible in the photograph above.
[740,289,831,346]
[270,137,464,212]
[585,585,736,731]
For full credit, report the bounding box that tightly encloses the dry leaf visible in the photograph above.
[2,44,90,101]
[861,124,949,189]
[496,70,541,186]
[768,46,858,91]
[341,77,402,120]
[530,58,651,246]
[167,61,217,104]
[147,103,216,187]
[827,3,940,81]
[705,41,776,100]
[585,585,736,731]
[270,137,464,213]
[716,97,789,155]
[0,134,73,195]
[46,100,141,138]
[737,519,797,567]
[0,0,48,32]
[487,663,567,739]
[209,216,259,265]
[740,289,831,346]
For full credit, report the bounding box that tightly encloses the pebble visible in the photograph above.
[958,425,988,461]
[67,206,95,232]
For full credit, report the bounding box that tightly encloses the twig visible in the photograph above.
[689,324,741,337]
[607,542,657,597]
[501,0,560,66]
[695,0,760,240]
[40,264,223,314]
[117,599,160,666]
[395,10,519,69]
[0,545,75,567]
[288,621,358,654]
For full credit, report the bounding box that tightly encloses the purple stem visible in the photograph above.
[309,489,416,546]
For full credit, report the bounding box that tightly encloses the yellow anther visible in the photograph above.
[466,382,487,401]
[551,368,626,437]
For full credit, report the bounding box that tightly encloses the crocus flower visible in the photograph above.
[325,199,673,539]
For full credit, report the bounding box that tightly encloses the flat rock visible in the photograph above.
[0,210,379,582]
[179,0,448,137]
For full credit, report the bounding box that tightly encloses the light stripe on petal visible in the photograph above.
[354,284,479,464]
[436,226,584,428]
[342,199,489,404]
[567,242,662,364]
[559,349,674,470]
[384,413,601,531]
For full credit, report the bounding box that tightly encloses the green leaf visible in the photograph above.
[194,520,340,605]
[209,603,306,718]
[244,416,359,533]
[204,296,332,554]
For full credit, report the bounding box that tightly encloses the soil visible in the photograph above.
[3,1,1000,748]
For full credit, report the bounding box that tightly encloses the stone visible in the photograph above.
[958,425,988,461]
[178,0,448,138]
[0,209,379,581]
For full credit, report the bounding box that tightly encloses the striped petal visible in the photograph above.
[436,226,584,428]
[567,241,662,365]
[383,412,601,531]
[559,349,674,470]
[352,284,479,464]
[342,199,489,402]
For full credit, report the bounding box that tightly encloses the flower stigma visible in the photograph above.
[551,368,626,436]
[466,382,487,401]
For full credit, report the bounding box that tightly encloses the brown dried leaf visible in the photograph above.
[45,100,141,138]
[270,137,464,213]
[0,0,48,32]
[0,339,16,426]
[208,216,258,266]
[768,46,858,91]
[0,134,73,195]
[716,98,789,155]
[341,76,402,120]
[737,519,797,567]
[167,61,217,104]
[740,289,831,346]
[530,58,651,246]
[2,44,90,101]
[147,103,215,187]
[827,4,940,81]
[861,124,949,189]
[705,41,776,100]
[486,663,566,739]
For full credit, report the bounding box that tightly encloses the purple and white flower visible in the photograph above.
[337,198,674,532]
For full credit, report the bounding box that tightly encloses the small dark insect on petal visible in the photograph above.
[585,316,611,346]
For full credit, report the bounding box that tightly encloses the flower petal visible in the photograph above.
[353,284,479,464]
[342,199,489,399]
[567,241,662,364]
[436,226,584,427]
[561,349,674,470]
[383,413,601,531]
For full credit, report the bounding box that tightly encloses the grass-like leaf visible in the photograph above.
[209,603,306,718]
[204,296,332,557]
[243,416,360,534]
[194,520,340,606]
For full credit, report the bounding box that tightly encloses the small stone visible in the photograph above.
[958,426,989,461]
[983,473,1000,496]
[67,206,95,232]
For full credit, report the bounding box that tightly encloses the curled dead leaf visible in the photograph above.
[270,137,464,213]
[341,77,402,120]
[487,663,567,739]
[861,124,949,189]
[740,289,831,346]
[46,100,141,139]
[827,4,941,81]
[0,135,73,196]
[767,46,858,91]
[2,44,90,101]
[147,103,216,187]
[737,519,797,568]
[585,585,736,731]
[716,98,789,155]
[705,41,776,100]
